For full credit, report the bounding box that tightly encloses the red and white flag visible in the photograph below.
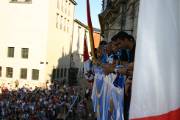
[130,0,180,120]
[83,32,91,74]
[86,0,95,59]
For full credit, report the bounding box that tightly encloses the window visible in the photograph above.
[10,0,32,3]
[52,68,60,80]
[64,18,66,31]
[32,69,39,80]
[60,16,63,29]
[65,0,68,14]
[67,20,69,32]
[61,68,63,77]
[57,69,60,79]
[8,47,14,58]
[57,0,60,9]
[59,16,63,29]
[68,3,71,16]
[21,48,29,58]
[64,68,67,77]
[6,67,13,78]
[20,68,27,79]
[52,68,56,80]
[61,0,63,12]
[56,13,59,29]
[0,66,2,77]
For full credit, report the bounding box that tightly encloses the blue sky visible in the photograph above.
[75,0,102,29]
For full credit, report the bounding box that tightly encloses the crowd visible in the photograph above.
[0,82,94,120]
[85,31,136,120]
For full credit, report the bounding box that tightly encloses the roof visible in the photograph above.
[74,19,101,33]
[69,0,77,5]
[74,19,88,29]
[93,28,101,33]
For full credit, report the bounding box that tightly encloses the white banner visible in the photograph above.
[130,0,180,119]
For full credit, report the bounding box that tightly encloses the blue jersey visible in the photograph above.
[101,53,107,64]
[119,49,128,62]
[113,74,125,89]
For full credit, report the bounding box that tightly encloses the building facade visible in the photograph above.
[99,0,140,41]
[46,0,76,84]
[0,0,76,88]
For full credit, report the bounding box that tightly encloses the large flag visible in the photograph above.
[129,0,180,120]
[86,0,95,59]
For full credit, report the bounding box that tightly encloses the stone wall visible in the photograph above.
[125,0,140,38]
[99,0,140,41]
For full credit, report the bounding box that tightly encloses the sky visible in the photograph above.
[75,0,102,29]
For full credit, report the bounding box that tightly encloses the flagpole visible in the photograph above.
[86,0,96,60]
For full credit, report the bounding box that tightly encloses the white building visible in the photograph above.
[0,0,77,89]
